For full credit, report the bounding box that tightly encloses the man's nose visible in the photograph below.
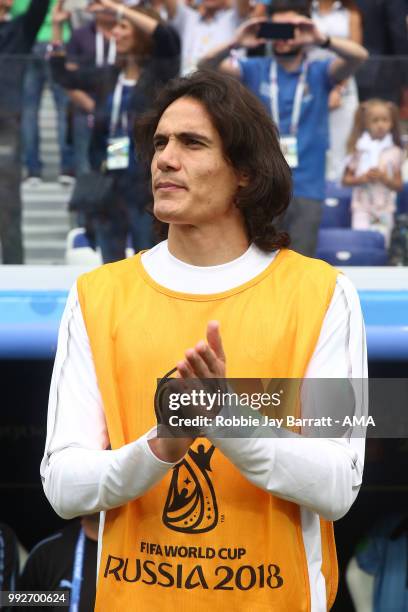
[156,140,181,171]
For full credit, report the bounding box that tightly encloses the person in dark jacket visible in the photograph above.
[355,0,408,103]
[51,0,180,262]
[65,2,118,177]
[19,516,98,612]
[0,0,49,263]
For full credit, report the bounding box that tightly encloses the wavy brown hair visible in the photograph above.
[134,70,292,252]
[347,98,402,154]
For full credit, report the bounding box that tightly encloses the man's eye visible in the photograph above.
[186,139,201,147]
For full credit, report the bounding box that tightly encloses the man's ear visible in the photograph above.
[237,171,250,188]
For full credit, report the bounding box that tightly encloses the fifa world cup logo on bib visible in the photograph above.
[163,442,218,534]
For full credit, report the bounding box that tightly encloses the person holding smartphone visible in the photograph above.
[200,0,368,257]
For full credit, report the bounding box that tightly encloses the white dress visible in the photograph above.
[311,1,360,182]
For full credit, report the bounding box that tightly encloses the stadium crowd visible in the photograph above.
[0,0,407,265]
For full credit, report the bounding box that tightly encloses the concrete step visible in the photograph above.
[23,199,69,213]
[24,242,67,264]
[21,187,73,206]
[35,91,64,174]
[42,170,61,182]
[21,180,73,189]
[24,238,66,249]
[40,118,59,129]
[25,254,65,266]
[23,225,69,238]
[22,180,74,189]
[23,209,69,221]
[40,149,60,161]
[41,160,62,172]
[40,140,59,150]
[41,161,62,171]
[22,88,73,264]
[23,223,70,236]
[40,116,56,126]
[24,250,66,265]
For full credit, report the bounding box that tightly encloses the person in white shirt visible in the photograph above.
[311,0,363,181]
[41,70,367,611]
[164,0,251,74]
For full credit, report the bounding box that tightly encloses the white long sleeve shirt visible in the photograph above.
[41,241,367,611]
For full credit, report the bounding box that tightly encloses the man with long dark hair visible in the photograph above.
[42,70,366,611]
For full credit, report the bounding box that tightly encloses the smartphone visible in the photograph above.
[256,22,295,40]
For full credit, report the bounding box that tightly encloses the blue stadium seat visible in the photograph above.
[325,181,352,201]
[316,229,387,266]
[321,181,352,228]
[65,228,134,265]
[72,228,93,249]
[317,248,388,266]
[318,228,385,249]
[66,228,102,266]
[397,183,408,215]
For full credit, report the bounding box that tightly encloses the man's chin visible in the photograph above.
[273,47,302,58]
[153,203,183,225]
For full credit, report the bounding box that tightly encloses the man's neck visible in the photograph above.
[275,51,304,73]
[0,8,8,21]
[167,222,249,266]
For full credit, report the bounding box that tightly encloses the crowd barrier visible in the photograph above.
[0,266,407,360]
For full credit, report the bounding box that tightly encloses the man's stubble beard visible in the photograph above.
[273,47,303,58]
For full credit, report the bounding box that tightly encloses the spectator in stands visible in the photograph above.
[355,0,408,105]
[19,515,98,611]
[60,1,119,177]
[164,0,252,75]
[0,0,49,264]
[311,0,362,182]
[12,0,74,186]
[342,99,403,247]
[201,0,368,256]
[50,0,180,262]
[346,514,408,612]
